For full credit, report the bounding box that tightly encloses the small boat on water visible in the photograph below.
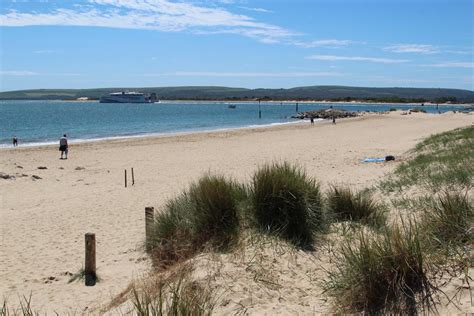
[228,104,237,109]
[100,91,158,103]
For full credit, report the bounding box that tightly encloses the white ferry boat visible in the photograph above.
[100,91,158,103]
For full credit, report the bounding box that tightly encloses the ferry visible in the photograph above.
[100,91,158,103]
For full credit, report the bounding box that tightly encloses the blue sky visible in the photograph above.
[0,0,472,91]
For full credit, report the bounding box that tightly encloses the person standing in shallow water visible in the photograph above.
[59,134,68,159]
[12,136,18,147]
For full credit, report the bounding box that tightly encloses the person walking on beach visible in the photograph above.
[59,134,68,159]
[332,116,336,124]
[310,117,314,125]
[12,136,18,147]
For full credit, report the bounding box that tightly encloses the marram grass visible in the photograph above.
[326,185,386,229]
[250,162,324,247]
[148,174,241,268]
[324,220,435,314]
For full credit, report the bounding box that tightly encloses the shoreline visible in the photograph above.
[1,104,471,149]
[0,118,318,149]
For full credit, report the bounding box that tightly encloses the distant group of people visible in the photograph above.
[12,134,69,159]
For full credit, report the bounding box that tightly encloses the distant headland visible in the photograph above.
[1,85,473,104]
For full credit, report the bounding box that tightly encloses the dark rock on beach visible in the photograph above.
[0,172,16,180]
[37,166,48,170]
[292,108,358,120]
[31,175,42,180]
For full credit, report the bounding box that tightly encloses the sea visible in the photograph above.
[0,100,470,148]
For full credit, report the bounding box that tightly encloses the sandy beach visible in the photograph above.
[1,111,472,314]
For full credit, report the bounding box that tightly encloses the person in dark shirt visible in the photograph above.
[59,134,68,159]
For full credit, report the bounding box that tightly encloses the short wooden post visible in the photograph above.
[145,207,154,253]
[85,233,96,286]
[131,168,135,186]
[124,169,127,188]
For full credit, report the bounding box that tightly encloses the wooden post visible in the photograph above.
[145,207,154,253]
[124,169,127,188]
[85,233,96,286]
[131,168,135,186]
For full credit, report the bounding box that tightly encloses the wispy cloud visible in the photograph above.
[0,70,39,76]
[425,62,474,68]
[238,6,273,13]
[384,44,438,54]
[307,55,410,64]
[141,71,342,77]
[293,39,356,48]
[34,50,55,54]
[0,0,295,44]
[0,70,81,76]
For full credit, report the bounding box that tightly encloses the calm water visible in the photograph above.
[0,100,470,147]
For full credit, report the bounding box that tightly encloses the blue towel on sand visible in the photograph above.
[363,158,386,163]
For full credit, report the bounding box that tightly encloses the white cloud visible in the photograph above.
[0,70,81,76]
[384,44,438,54]
[293,39,356,48]
[426,62,473,68]
[0,0,294,44]
[141,71,343,77]
[34,50,55,54]
[307,55,410,64]
[0,70,38,76]
[238,6,273,13]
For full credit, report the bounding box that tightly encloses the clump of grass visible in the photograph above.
[1,295,39,316]
[131,269,215,316]
[422,191,473,248]
[250,162,324,247]
[326,186,386,228]
[149,174,241,268]
[325,221,435,314]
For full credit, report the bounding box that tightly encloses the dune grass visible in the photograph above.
[380,126,473,193]
[326,186,386,229]
[148,174,242,268]
[1,295,40,316]
[131,272,215,316]
[422,191,473,249]
[250,162,324,247]
[324,220,435,314]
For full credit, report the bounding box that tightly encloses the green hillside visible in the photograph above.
[1,86,473,103]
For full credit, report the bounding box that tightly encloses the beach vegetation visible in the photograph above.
[250,162,324,247]
[380,127,474,193]
[326,186,386,229]
[131,270,215,316]
[1,295,40,316]
[324,220,435,314]
[421,191,473,249]
[148,174,241,268]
